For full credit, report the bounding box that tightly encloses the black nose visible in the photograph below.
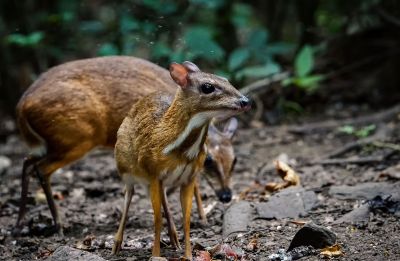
[216,189,232,203]
[239,96,250,108]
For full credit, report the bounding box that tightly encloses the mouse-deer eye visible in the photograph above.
[200,83,215,94]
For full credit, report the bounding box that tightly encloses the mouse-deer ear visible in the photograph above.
[182,61,200,73]
[223,118,238,139]
[170,62,188,88]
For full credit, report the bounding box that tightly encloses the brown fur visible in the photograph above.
[15,56,240,246]
[112,62,248,259]
[17,56,175,157]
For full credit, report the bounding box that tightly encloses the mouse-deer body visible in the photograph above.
[15,56,240,239]
[112,61,250,259]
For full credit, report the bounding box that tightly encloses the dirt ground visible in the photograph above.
[0,109,399,261]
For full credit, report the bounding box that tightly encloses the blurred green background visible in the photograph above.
[1,0,400,122]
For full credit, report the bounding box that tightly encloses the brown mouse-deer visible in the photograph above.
[15,56,239,238]
[112,61,250,259]
[163,118,238,249]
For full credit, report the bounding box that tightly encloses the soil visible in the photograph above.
[0,110,399,261]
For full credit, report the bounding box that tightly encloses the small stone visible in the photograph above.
[329,182,400,200]
[288,222,336,251]
[256,187,318,219]
[0,155,11,175]
[334,204,370,224]
[223,201,253,237]
[46,246,106,261]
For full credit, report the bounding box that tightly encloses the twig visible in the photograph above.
[240,72,290,95]
[372,141,400,152]
[325,126,395,159]
[376,7,400,28]
[307,156,386,166]
[203,201,218,216]
[289,103,400,134]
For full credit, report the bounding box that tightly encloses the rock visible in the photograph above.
[334,204,370,224]
[0,155,11,175]
[379,164,400,180]
[256,187,318,219]
[268,248,292,261]
[223,201,253,237]
[46,246,106,261]
[329,182,400,200]
[335,194,400,224]
[288,223,336,251]
[368,194,400,215]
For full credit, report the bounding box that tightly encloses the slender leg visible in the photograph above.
[150,180,163,257]
[180,180,195,260]
[34,166,63,236]
[13,156,41,234]
[162,188,181,249]
[112,185,134,255]
[194,179,207,224]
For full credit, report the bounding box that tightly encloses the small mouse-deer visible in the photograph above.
[14,56,239,238]
[111,61,250,259]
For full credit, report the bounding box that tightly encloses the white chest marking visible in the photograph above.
[162,164,193,187]
[163,111,220,155]
[185,126,206,159]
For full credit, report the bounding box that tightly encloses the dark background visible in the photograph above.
[1,0,400,122]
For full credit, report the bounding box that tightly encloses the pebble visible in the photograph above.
[288,222,336,251]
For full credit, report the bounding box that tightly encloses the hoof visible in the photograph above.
[112,240,122,255]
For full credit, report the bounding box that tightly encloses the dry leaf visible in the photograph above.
[35,190,47,204]
[209,243,239,259]
[53,191,64,200]
[193,250,211,261]
[265,160,300,192]
[246,235,259,251]
[76,235,96,250]
[35,189,64,204]
[320,244,344,258]
[289,220,308,226]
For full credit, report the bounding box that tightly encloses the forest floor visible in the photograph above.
[0,106,399,261]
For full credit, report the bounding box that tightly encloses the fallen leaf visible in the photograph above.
[209,243,239,259]
[246,234,259,251]
[193,250,211,261]
[53,191,64,200]
[34,190,47,204]
[76,235,96,250]
[265,160,300,192]
[289,220,308,226]
[35,189,64,204]
[320,244,344,258]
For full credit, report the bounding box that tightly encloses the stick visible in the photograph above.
[289,104,400,134]
[308,156,385,166]
[240,72,290,95]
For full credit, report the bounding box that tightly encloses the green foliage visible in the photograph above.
[6,32,44,47]
[183,26,224,61]
[228,48,250,71]
[97,43,119,56]
[228,27,292,81]
[295,45,313,77]
[337,124,376,138]
[283,45,324,92]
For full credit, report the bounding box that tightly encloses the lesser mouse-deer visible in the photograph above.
[15,56,240,237]
[111,61,250,259]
